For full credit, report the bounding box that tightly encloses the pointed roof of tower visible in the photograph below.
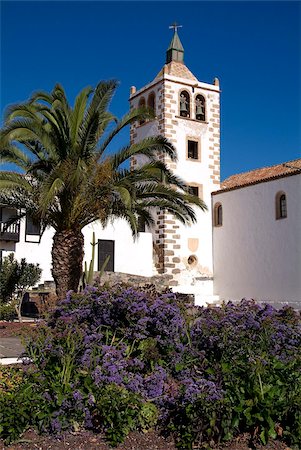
[167,28,184,54]
[166,22,184,64]
[155,23,198,82]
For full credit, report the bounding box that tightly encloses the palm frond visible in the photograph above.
[4,103,45,124]
[131,160,186,188]
[113,185,132,209]
[96,106,155,158]
[38,176,65,216]
[0,171,32,191]
[88,80,118,118]
[29,89,54,105]
[1,118,55,154]
[0,143,31,170]
[111,136,177,171]
[70,86,93,146]
[77,81,118,156]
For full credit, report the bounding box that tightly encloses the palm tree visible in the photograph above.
[0,81,207,300]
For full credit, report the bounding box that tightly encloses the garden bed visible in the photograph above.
[0,429,291,449]
[0,286,300,449]
[0,321,37,338]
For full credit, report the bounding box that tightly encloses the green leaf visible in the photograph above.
[260,429,267,445]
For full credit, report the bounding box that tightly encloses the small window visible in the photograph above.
[276,192,287,219]
[138,97,146,125]
[137,216,146,232]
[188,186,199,197]
[26,214,41,235]
[214,203,223,226]
[179,90,190,118]
[195,94,206,121]
[98,239,115,272]
[188,140,198,160]
[147,92,155,113]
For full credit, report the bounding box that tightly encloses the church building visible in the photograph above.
[1,28,300,308]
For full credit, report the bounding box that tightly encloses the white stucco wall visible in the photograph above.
[1,218,153,284]
[1,222,54,282]
[212,174,301,304]
[83,220,153,277]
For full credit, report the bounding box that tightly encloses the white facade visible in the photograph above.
[0,218,54,281]
[0,215,153,284]
[212,173,301,306]
[82,220,153,277]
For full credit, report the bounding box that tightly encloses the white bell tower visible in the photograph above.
[129,25,221,295]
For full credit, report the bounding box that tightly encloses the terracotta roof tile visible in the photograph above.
[155,61,198,81]
[217,158,301,193]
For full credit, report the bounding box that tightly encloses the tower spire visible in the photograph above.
[166,22,184,64]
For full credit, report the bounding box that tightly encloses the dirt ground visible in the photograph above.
[0,321,37,339]
[0,429,293,450]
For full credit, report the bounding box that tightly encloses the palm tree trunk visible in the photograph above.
[51,230,84,301]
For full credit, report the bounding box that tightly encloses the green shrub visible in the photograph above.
[0,366,24,394]
[0,370,44,443]
[91,384,142,446]
[0,253,41,302]
[0,302,16,321]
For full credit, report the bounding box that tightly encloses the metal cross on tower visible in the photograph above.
[169,22,182,33]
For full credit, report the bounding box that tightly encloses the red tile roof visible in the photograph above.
[214,158,301,194]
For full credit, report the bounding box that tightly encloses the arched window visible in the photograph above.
[138,97,146,125]
[214,203,223,226]
[195,94,206,121]
[179,90,190,118]
[147,92,155,114]
[276,192,287,219]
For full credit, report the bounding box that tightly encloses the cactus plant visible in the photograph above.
[81,232,110,289]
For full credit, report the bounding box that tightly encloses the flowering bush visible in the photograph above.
[0,288,300,449]
[190,300,301,446]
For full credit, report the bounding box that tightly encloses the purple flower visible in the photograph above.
[88,393,95,406]
[84,408,93,428]
[73,390,83,402]
[93,367,104,386]
[44,392,52,402]
[50,418,61,433]
[143,366,167,400]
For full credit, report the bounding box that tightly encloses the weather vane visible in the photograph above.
[169,22,182,33]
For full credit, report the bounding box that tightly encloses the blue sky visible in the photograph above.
[1,1,300,180]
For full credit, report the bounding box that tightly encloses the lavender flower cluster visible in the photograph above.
[24,289,301,447]
[191,299,301,363]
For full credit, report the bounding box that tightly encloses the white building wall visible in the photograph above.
[83,220,153,277]
[212,174,301,304]
[1,219,153,284]
[1,222,54,282]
